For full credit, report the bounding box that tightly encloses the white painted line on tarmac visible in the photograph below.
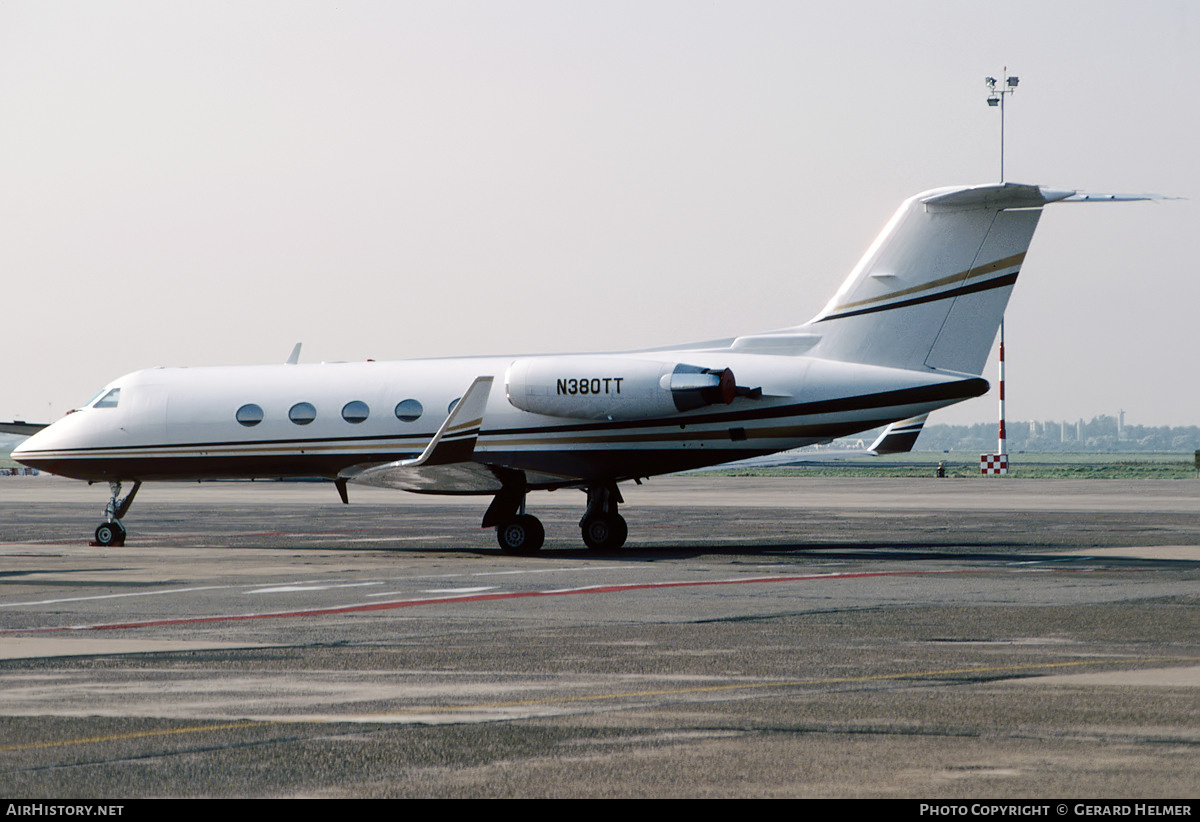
[0,585,239,609]
[419,587,497,594]
[247,582,385,593]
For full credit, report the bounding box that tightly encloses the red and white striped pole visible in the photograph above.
[998,321,1007,456]
[982,69,1017,476]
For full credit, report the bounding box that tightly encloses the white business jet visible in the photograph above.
[10,182,1151,552]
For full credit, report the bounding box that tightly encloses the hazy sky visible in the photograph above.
[2,1,1196,428]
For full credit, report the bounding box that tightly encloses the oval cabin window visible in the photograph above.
[236,404,264,427]
[288,402,317,425]
[341,401,369,424]
[394,399,423,422]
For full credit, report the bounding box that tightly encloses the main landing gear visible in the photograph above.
[482,484,549,554]
[580,483,627,552]
[496,514,545,555]
[483,483,545,554]
[92,480,140,547]
[483,481,628,554]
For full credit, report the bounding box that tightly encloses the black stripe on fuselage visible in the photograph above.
[19,377,987,462]
[16,401,928,484]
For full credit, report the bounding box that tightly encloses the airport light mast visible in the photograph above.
[985,70,1018,473]
[986,72,1018,182]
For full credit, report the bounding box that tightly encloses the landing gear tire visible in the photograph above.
[92,480,139,547]
[581,513,627,551]
[94,521,126,547]
[496,514,545,555]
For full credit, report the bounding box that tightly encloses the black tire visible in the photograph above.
[94,522,126,547]
[496,514,545,554]
[581,513,627,551]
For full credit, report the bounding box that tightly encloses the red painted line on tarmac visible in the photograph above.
[3,567,1130,635]
[0,569,980,633]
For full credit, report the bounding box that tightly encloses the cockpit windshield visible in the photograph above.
[90,388,121,409]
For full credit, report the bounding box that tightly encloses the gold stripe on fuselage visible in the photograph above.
[831,252,1024,313]
[18,418,851,463]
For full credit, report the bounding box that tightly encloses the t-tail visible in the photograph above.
[799,183,1083,376]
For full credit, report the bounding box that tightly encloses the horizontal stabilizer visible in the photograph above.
[1061,192,1176,203]
[868,414,928,455]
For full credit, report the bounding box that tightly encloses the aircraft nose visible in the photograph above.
[10,425,47,460]
[10,416,78,468]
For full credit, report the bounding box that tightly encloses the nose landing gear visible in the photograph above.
[92,480,140,547]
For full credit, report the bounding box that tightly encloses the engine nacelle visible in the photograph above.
[505,356,756,421]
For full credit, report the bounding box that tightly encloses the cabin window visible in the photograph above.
[447,398,460,414]
[288,402,317,425]
[341,401,369,424]
[394,399,423,422]
[236,404,264,427]
[93,388,121,409]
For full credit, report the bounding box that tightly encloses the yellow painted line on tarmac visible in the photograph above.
[5,656,1197,753]
[0,720,282,752]
[351,656,1200,719]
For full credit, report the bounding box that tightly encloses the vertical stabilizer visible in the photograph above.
[802,183,1073,376]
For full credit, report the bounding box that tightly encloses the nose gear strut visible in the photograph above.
[92,480,141,546]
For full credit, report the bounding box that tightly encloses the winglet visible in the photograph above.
[400,376,493,467]
[286,343,302,365]
[868,414,928,455]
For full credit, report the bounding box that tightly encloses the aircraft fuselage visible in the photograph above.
[15,351,984,489]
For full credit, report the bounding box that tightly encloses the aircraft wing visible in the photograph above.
[351,461,508,493]
[397,375,493,468]
[341,376,507,493]
[0,421,48,436]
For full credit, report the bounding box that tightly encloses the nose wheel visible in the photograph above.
[94,521,127,547]
[91,480,140,547]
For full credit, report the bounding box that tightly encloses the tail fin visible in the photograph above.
[801,183,1075,375]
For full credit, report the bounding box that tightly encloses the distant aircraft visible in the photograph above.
[10,183,1155,552]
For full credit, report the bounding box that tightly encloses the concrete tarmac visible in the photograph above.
[0,475,1198,798]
